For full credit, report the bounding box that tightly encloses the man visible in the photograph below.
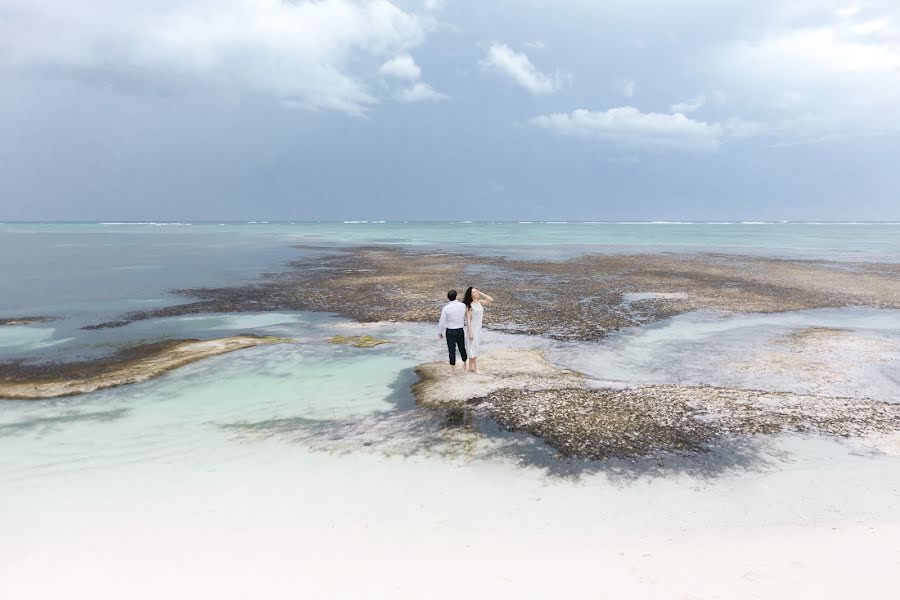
[437,289,468,374]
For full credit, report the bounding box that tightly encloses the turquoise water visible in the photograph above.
[2,219,898,409]
[3,220,900,260]
[2,220,899,401]
[3,220,898,316]
[2,222,900,598]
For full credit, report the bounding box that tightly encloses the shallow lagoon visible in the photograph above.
[2,309,899,598]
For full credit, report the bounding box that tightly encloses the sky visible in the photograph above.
[2,0,899,221]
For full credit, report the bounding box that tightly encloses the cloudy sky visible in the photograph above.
[2,0,899,221]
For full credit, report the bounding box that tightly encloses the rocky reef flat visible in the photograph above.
[0,335,281,400]
[412,350,900,460]
[82,245,900,341]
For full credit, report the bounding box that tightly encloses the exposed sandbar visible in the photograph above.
[0,335,280,400]
[84,246,900,341]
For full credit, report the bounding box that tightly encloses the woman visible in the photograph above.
[462,286,494,374]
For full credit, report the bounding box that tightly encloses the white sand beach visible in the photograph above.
[2,313,899,599]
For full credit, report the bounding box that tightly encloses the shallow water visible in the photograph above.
[4,220,900,267]
[2,311,899,598]
[551,307,900,402]
[3,224,900,598]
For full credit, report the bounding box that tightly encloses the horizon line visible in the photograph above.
[3,220,900,225]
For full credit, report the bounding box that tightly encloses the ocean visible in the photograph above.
[2,221,900,598]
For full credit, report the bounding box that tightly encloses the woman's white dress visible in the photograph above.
[466,301,484,357]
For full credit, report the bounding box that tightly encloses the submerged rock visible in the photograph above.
[0,335,282,400]
[327,335,390,348]
[0,316,57,326]
[725,326,899,392]
[411,350,900,460]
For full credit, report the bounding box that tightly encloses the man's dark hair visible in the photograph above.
[447,289,457,301]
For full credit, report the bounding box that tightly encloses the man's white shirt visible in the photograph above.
[438,300,467,333]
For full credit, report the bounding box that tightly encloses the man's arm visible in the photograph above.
[437,306,447,337]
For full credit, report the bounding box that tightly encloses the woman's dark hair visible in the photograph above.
[462,286,474,310]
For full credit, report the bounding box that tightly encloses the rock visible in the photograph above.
[411,349,585,410]
[80,246,900,341]
[327,335,390,348]
[410,349,900,460]
[0,335,283,400]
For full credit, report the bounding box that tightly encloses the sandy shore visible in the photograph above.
[4,443,898,600]
[0,335,281,399]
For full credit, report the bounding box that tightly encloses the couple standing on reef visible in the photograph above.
[437,287,494,375]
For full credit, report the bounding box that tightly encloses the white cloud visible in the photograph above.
[530,107,731,152]
[670,94,705,114]
[378,50,447,101]
[712,6,900,139]
[379,54,421,80]
[849,18,891,35]
[396,82,448,102]
[0,0,426,115]
[725,27,900,79]
[480,43,562,95]
[835,6,861,19]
